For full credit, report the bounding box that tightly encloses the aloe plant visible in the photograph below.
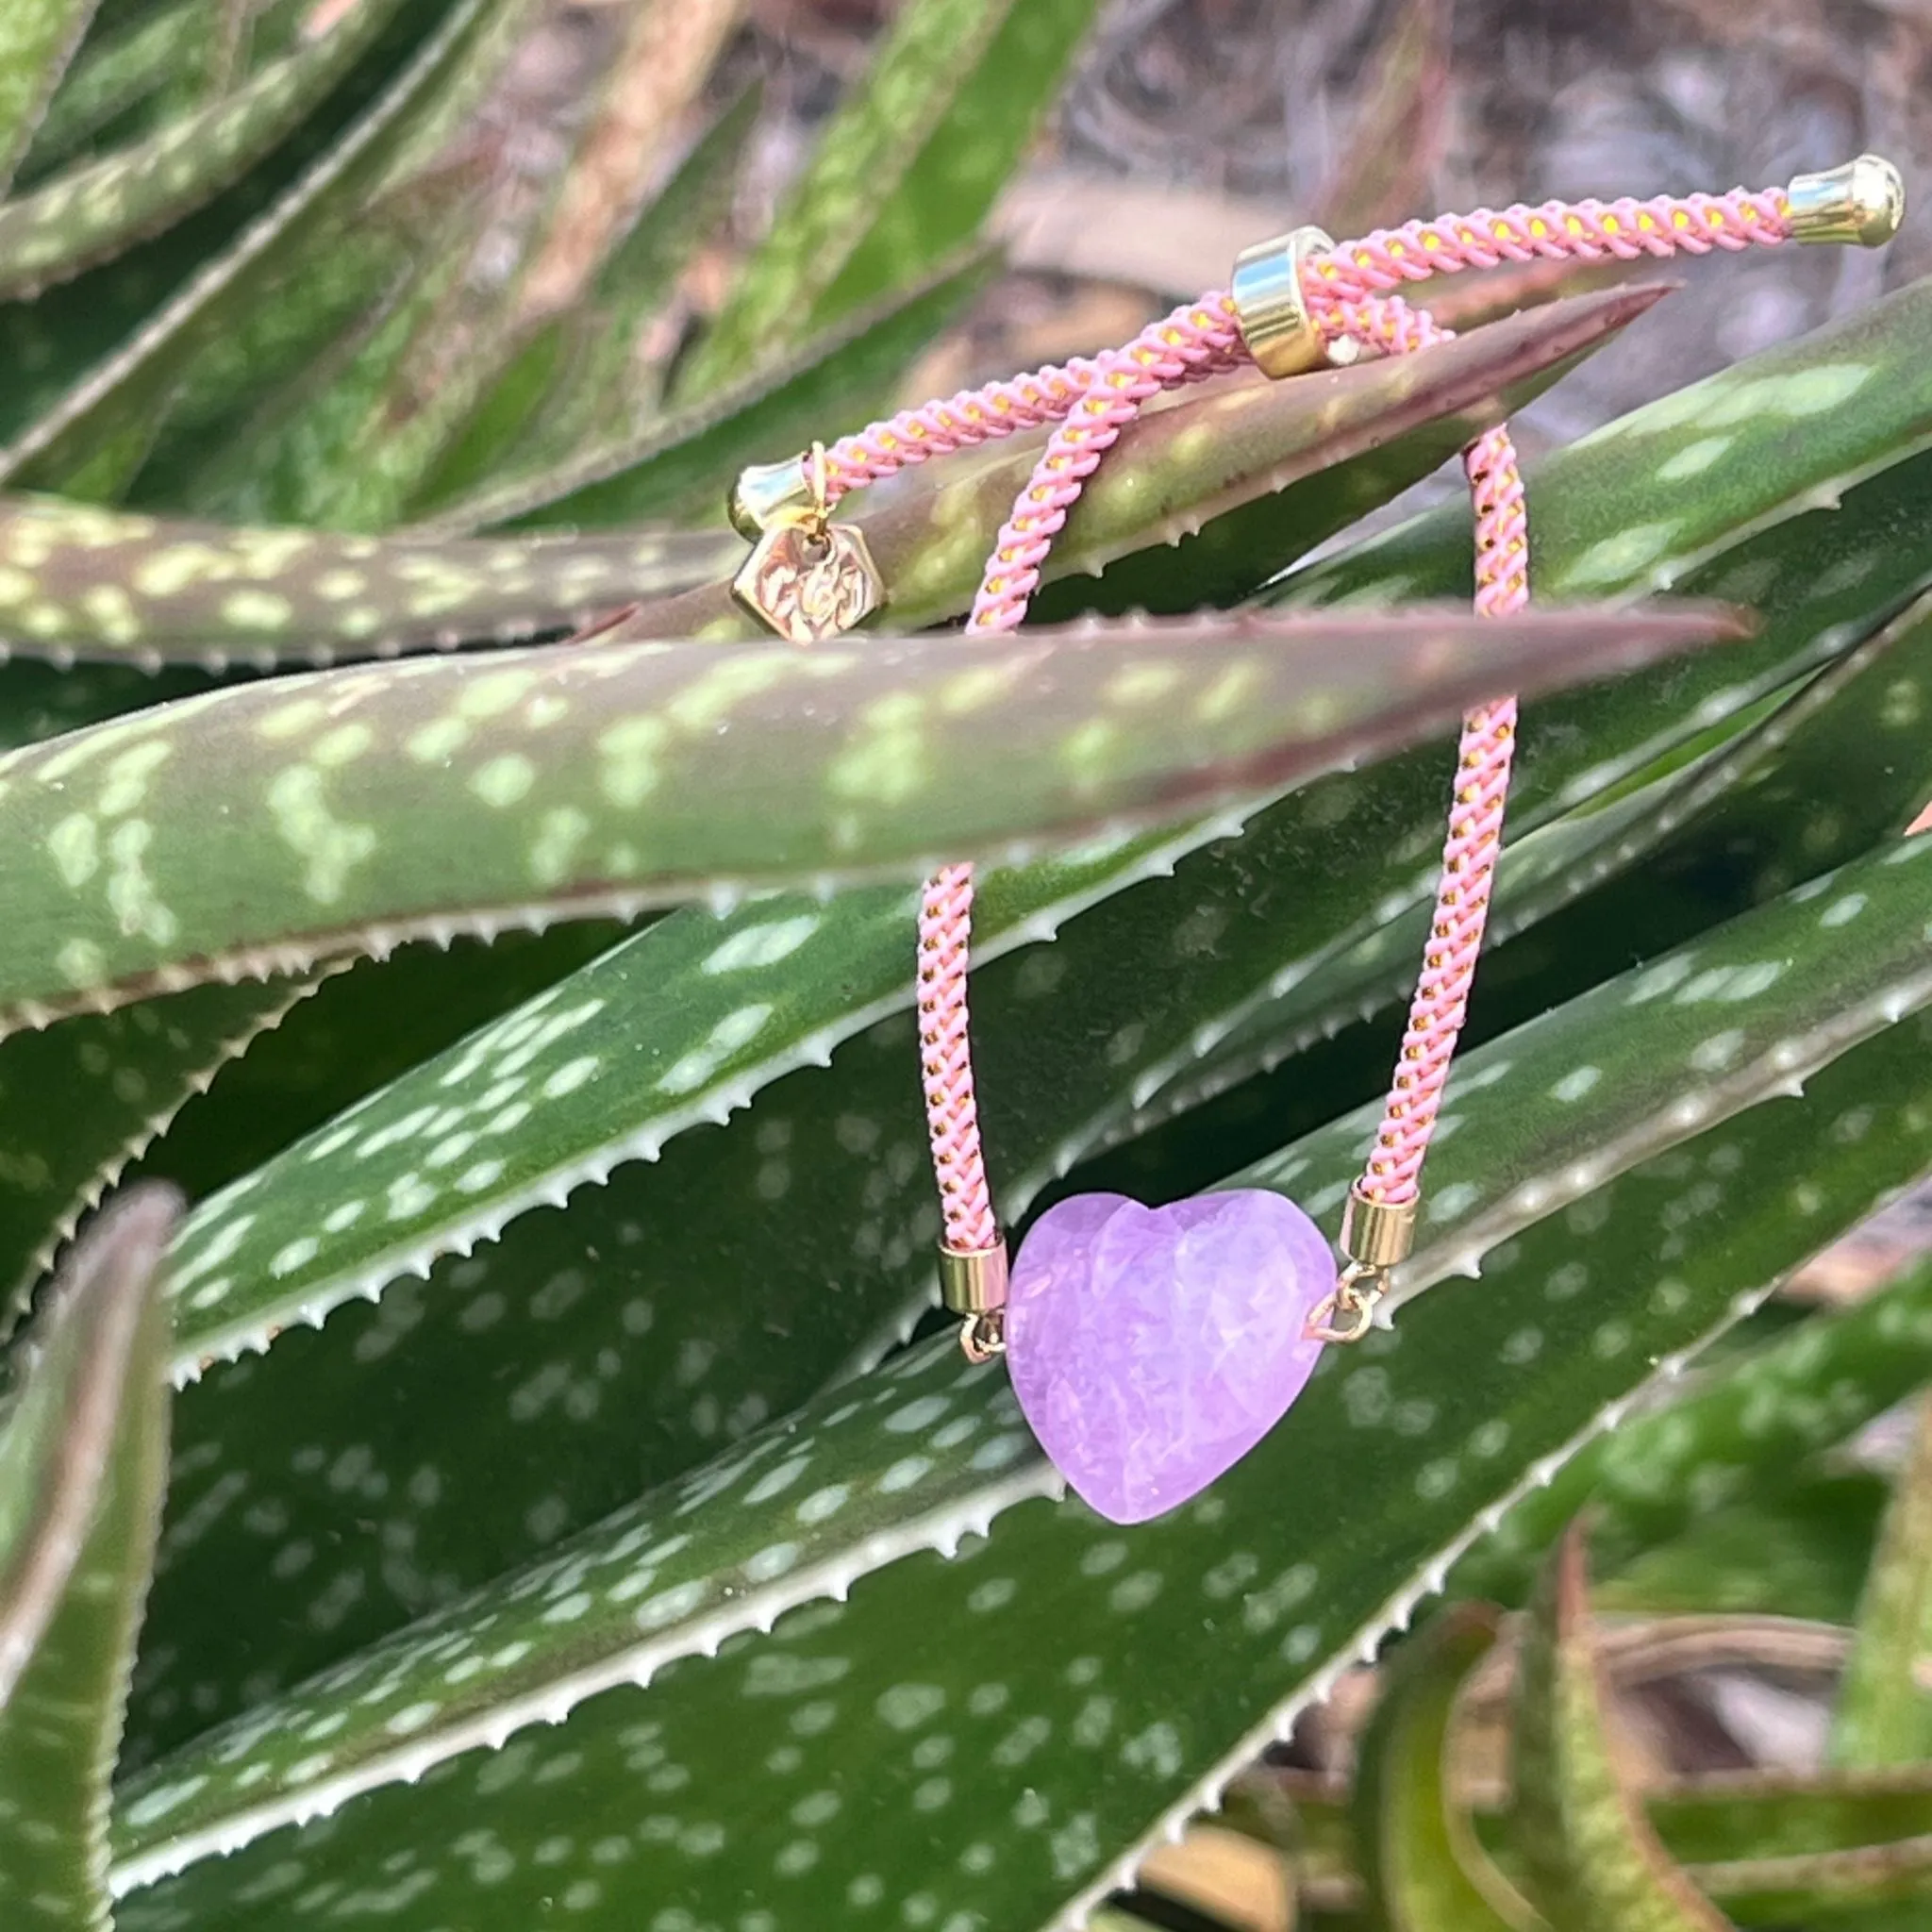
[1,7,1931,1932]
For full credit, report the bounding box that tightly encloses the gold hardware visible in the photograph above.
[730,521,884,644]
[1307,1185,1417,1345]
[1305,1268,1380,1346]
[727,441,885,643]
[1340,1182,1416,1271]
[727,454,815,541]
[1787,155,1906,248]
[1230,225,1337,378]
[939,1235,1008,1315]
[940,1236,1008,1362]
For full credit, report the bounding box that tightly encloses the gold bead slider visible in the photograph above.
[1786,155,1906,248]
[727,454,816,540]
[1229,225,1336,379]
[1340,1183,1416,1272]
[938,1235,1008,1316]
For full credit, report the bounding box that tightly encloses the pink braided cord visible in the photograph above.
[898,186,1792,1253]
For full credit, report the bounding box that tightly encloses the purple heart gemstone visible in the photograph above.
[1004,1190,1334,1525]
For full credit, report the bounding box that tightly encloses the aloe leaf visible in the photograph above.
[0,494,737,667]
[1127,422,1932,1148]
[192,0,739,533]
[0,975,325,1341]
[808,0,1099,325]
[109,974,1932,1923]
[0,0,525,493]
[627,283,1671,639]
[1277,275,1932,615]
[438,251,997,535]
[0,1185,175,1931]
[136,599,1740,1366]
[1461,1249,1932,1604]
[0,0,408,300]
[0,0,104,192]
[505,0,741,325]
[1602,1473,1884,1625]
[139,920,634,1204]
[1830,1396,1932,1770]
[122,214,416,510]
[1164,550,1932,1135]
[0,0,455,455]
[114,1335,1054,1886]
[180,185,502,528]
[416,83,763,506]
[1652,1767,1932,1917]
[14,0,200,184]
[674,0,1061,399]
[125,828,1932,1764]
[0,605,1738,1026]
[1355,1605,1538,1931]
[1513,1524,1732,1930]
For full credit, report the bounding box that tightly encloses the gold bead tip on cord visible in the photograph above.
[1787,155,1906,248]
[1229,225,1337,378]
[940,1236,1008,1364]
[726,453,815,540]
[1340,1183,1416,1272]
[938,1235,1008,1315]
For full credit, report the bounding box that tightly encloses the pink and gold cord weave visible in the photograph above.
[822,187,1797,1262]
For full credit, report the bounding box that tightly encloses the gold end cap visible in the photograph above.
[726,454,814,540]
[1340,1183,1416,1272]
[938,1236,1008,1316]
[1787,154,1906,248]
[1230,225,1336,379]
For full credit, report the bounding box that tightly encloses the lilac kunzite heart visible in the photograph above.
[1004,1190,1334,1525]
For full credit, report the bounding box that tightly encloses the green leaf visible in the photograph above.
[1461,1249,1932,1604]
[0,0,408,301]
[1652,1766,1932,1920]
[0,1185,175,1931]
[1512,1524,1730,1931]
[1167,532,1932,1135]
[0,0,103,192]
[111,960,1932,1924]
[0,0,526,493]
[124,813,1932,1772]
[1275,274,1932,615]
[0,975,325,1340]
[135,920,633,1204]
[1355,1605,1538,1931]
[0,0,450,454]
[809,0,1100,325]
[674,0,1047,399]
[442,251,998,535]
[627,282,1672,639]
[0,605,1739,1025]
[1601,1474,1885,1625]
[1831,1395,1932,1769]
[12,0,195,185]
[114,1335,1053,1887]
[178,184,503,528]
[425,82,760,498]
[0,492,735,665]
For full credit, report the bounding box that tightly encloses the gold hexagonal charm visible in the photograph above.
[730,519,885,644]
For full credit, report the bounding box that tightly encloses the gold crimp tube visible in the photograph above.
[1786,155,1906,248]
[727,455,814,539]
[1340,1184,1416,1272]
[938,1236,1009,1316]
[1229,225,1336,379]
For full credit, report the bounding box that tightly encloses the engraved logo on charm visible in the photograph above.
[731,521,883,645]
